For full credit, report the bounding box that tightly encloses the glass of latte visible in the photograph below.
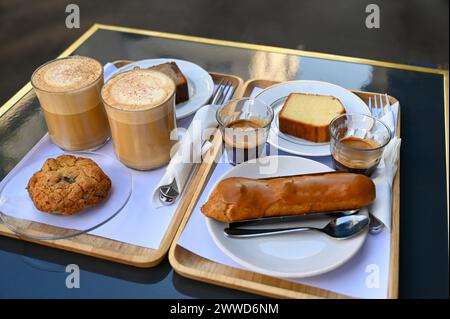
[101,69,176,170]
[31,56,110,151]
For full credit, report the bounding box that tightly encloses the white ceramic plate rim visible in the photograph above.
[205,155,369,278]
[255,80,370,156]
[109,58,214,119]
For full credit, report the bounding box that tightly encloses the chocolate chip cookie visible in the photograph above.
[27,155,112,215]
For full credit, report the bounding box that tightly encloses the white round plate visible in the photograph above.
[0,152,132,240]
[205,155,369,278]
[254,80,370,156]
[109,58,214,119]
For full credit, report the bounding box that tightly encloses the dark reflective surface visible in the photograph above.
[0,236,260,298]
[0,29,448,298]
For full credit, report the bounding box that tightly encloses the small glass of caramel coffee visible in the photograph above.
[216,98,273,165]
[101,69,176,170]
[31,56,110,151]
[329,113,391,176]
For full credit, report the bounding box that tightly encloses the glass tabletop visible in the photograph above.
[0,25,448,298]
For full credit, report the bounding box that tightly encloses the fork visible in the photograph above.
[159,80,235,205]
[369,94,391,119]
[210,80,234,105]
[367,93,393,234]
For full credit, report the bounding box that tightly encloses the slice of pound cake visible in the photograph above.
[278,93,345,143]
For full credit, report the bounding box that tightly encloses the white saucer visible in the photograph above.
[110,58,214,119]
[205,155,369,278]
[254,80,370,156]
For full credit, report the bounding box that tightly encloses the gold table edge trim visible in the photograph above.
[1,23,448,118]
[0,22,448,241]
[97,23,448,75]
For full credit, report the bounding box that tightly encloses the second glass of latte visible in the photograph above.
[101,69,176,170]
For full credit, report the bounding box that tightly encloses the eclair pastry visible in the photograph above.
[201,172,375,223]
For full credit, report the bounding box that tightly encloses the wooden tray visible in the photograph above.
[0,68,243,268]
[169,78,401,298]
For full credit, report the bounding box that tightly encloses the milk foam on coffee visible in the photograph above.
[102,70,175,111]
[32,56,102,92]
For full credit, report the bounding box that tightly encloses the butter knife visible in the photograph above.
[228,209,359,229]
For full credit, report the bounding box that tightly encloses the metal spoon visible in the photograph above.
[224,215,369,239]
[368,212,384,234]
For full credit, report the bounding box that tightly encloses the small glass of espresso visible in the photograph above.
[216,98,273,165]
[329,113,391,176]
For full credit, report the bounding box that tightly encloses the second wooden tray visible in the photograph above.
[169,78,401,298]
